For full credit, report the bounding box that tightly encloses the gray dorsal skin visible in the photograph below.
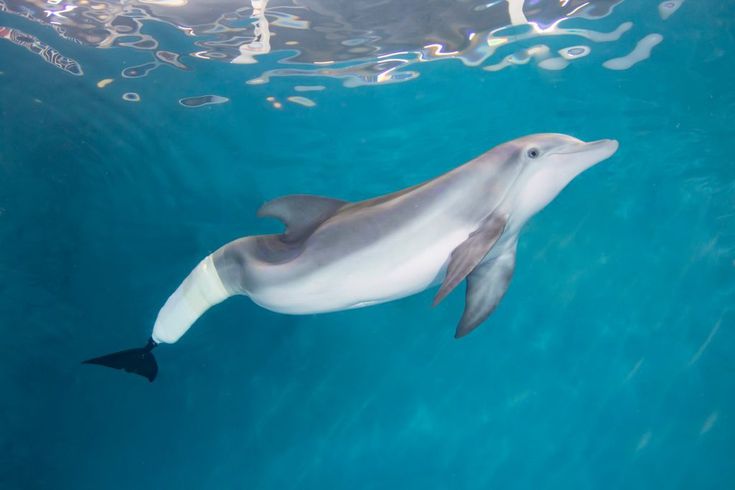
[216,148,522,297]
[84,134,620,383]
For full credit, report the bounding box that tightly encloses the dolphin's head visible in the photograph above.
[506,133,619,222]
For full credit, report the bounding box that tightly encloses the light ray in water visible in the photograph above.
[688,319,722,367]
[700,412,718,435]
[635,431,652,452]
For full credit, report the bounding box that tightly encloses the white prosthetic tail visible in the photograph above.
[83,254,232,382]
[152,255,232,344]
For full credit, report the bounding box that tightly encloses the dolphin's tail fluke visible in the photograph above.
[83,338,158,382]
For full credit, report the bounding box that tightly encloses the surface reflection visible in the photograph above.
[0,0,680,85]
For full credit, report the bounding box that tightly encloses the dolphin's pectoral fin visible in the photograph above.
[257,194,349,243]
[455,247,516,338]
[433,214,507,306]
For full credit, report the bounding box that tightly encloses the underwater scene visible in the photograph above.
[0,0,733,488]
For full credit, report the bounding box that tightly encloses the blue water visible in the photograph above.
[1,1,733,489]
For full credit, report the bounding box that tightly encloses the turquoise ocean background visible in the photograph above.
[0,1,733,488]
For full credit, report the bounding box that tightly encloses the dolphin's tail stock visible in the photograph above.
[83,338,159,382]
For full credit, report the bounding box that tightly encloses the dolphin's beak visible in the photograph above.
[581,139,619,161]
[554,138,619,157]
[580,139,619,170]
[552,138,619,172]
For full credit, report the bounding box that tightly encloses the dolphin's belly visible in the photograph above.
[247,225,473,314]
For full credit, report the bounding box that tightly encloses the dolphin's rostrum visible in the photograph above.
[84,133,618,381]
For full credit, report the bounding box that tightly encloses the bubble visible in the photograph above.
[484,44,563,72]
[122,62,159,79]
[118,38,158,50]
[482,60,510,72]
[526,45,551,61]
[140,0,188,5]
[155,50,189,70]
[603,34,664,71]
[114,26,134,34]
[474,1,503,12]
[342,38,368,47]
[538,57,569,71]
[507,51,531,64]
[558,21,633,43]
[558,46,591,60]
[294,85,326,92]
[659,0,684,20]
[122,92,141,102]
[178,95,230,107]
[287,96,316,107]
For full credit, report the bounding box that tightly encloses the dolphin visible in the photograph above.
[84,133,618,381]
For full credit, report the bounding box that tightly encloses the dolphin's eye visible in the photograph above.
[527,148,540,159]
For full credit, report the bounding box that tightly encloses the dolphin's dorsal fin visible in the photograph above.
[257,194,349,243]
[455,244,516,338]
[433,213,507,306]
